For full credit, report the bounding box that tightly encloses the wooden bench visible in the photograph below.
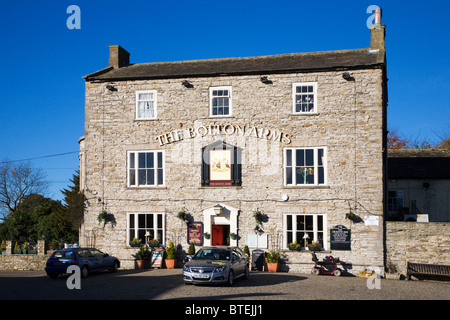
[407,262,450,280]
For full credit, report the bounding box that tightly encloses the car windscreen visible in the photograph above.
[193,249,230,260]
[52,251,76,259]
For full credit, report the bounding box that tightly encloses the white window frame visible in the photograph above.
[127,150,165,187]
[292,82,317,114]
[209,86,232,117]
[136,90,157,120]
[283,214,327,250]
[283,147,327,186]
[127,212,166,246]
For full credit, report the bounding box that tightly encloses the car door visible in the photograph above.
[90,249,108,270]
[232,249,244,276]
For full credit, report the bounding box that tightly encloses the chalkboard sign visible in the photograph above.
[150,249,164,268]
[330,225,351,251]
[187,222,203,245]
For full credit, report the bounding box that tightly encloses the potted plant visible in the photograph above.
[97,210,108,225]
[345,211,357,222]
[265,251,280,272]
[230,232,237,240]
[135,245,150,269]
[129,237,141,247]
[0,241,6,255]
[288,241,301,251]
[165,240,177,269]
[22,242,28,254]
[188,242,196,256]
[28,243,37,254]
[308,241,322,252]
[358,268,376,278]
[253,209,263,226]
[243,245,250,256]
[13,242,21,254]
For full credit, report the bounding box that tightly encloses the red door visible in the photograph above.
[212,225,224,245]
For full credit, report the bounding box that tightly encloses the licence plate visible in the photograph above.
[195,274,210,279]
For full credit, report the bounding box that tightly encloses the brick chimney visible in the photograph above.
[108,45,130,69]
[370,7,386,50]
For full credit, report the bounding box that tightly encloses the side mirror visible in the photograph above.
[103,253,109,257]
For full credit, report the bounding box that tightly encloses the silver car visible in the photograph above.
[182,246,249,286]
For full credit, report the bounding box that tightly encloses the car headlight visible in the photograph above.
[183,265,190,272]
[214,265,226,272]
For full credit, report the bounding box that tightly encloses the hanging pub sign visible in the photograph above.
[187,222,203,245]
[209,149,232,186]
[330,225,351,251]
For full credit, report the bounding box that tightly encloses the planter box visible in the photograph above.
[266,262,279,272]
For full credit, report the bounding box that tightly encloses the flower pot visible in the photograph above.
[165,259,176,269]
[136,260,146,269]
[266,262,279,272]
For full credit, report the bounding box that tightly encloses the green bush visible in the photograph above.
[188,242,196,255]
[165,240,177,259]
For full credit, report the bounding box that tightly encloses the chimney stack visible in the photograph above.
[370,7,386,50]
[108,45,130,69]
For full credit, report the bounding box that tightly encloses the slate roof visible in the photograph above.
[388,149,450,180]
[84,48,385,82]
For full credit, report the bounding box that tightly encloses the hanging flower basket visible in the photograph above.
[253,209,263,226]
[345,211,357,222]
[203,232,210,239]
[230,233,237,240]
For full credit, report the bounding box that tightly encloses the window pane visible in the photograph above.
[317,215,323,231]
[306,168,314,184]
[305,149,314,166]
[146,214,154,229]
[318,167,324,184]
[157,152,163,168]
[138,153,146,168]
[157,214,163,228]
[305,215,313,230]
[157,169,163,185]
[129,169,136,186]
[318,149,323,166]
[287,231,293,245]
[286,167,292,184]
[147,153,154,168]
[129,214,135,229]
[138,169,146,185]
[148,169,155,185]
[296,149,304,166]
[296,215,305,231]
[286,149,292,166]
[130,153,135,169]
[286,215,292,230]
[138,214,145,228]
[296,167,304,184]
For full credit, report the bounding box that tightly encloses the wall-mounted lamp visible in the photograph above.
[260,76,272,84]
[182,80,193,88]
[342,72,354,81]
[106,85,117,91]
[213,204,223,215]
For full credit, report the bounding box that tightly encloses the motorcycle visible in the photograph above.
[311,253,342,276]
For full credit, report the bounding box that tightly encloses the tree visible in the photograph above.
[387,129,409,149]
[61,171,85,231]
[0,160,48,220]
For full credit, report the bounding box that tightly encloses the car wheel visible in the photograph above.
[227,270,234,286]
[81,265,89,278]
[110,261,119,272]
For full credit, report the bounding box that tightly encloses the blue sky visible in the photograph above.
[0,0,449,201]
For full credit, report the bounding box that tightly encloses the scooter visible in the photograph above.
[311,253,342,276]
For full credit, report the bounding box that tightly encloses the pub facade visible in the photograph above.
[79,13,388,273]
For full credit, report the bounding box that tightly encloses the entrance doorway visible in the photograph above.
[211,225,230,246]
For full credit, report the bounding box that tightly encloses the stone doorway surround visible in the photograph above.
[202,203,239,247]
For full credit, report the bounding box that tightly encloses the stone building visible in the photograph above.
[79,11,388,272]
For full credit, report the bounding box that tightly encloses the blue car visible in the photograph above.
[45,248,120,278]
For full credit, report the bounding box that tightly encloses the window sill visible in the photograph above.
[209,115,233,119]
[127,186,167,190]
[290,113,320,117]
[282,185,329,189]
[134,118,158,121]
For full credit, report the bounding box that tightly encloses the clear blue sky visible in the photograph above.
[0,0,449,201]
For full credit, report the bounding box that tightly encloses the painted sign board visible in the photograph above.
[330,225,351,251]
